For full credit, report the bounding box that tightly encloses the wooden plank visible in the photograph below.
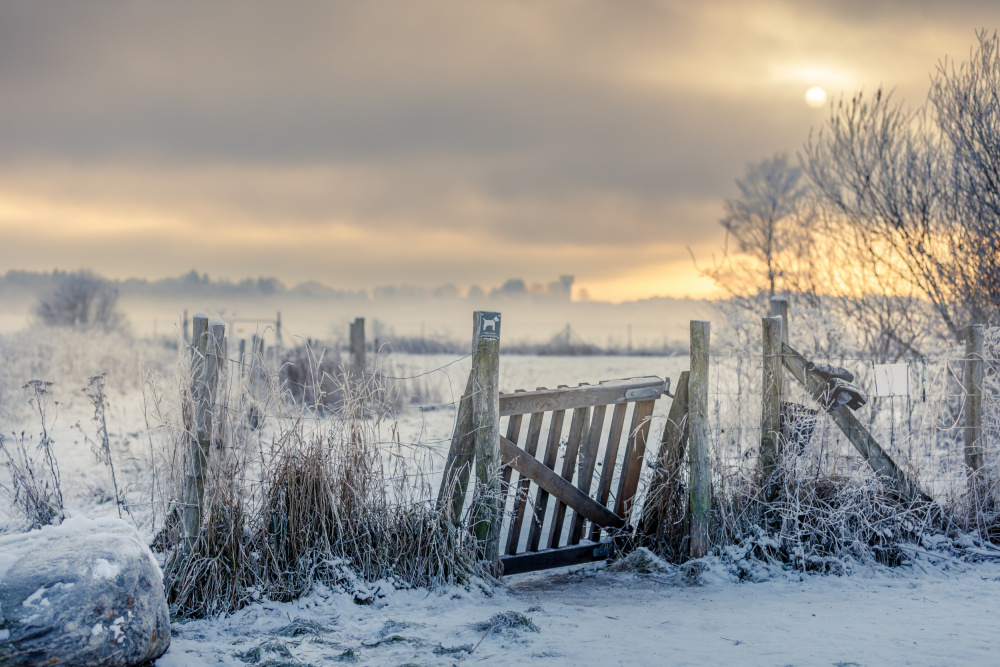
[781,343,931,504]
[548,405,591,549]
[590,402,629,542]
[500,538,623,576]
[614,399,656,522]
[500,435,625,530]
[688,320,711,558]
[570,404,608,544]
[501,409,525,492]
[526,408,567,551]
[500,376,665,416]
[640,371,689,538]
[499,411,524,531]
[505,410,544,556]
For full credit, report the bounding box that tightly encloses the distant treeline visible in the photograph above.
[0,270,577,302]
[370,334,687,357]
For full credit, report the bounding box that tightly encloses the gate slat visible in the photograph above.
[500,412,524,515]
[548,405,591,549]
[526,408,567,552]
[505,411,544,555]
[614,399,656,521]
[570,404,607,544]
[590,402,629,542]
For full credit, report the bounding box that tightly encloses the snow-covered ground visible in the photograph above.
[4,331,999,666]
[160,553,1000,666]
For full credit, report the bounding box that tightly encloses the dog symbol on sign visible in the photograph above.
[479,312,501,340]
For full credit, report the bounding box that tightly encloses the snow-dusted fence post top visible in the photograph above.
[183,317,225,549]
[769,296,789,347]
[470,310,503,568]
[688,320,711,559]
[964,323,985,487]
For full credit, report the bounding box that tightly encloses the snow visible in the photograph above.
[91,557,121,580]
[157,556,1000,666]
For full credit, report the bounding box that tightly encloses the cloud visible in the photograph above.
[0,1,994,299]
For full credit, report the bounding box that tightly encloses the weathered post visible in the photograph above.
[349,317,366,374]
[769,296,789,346]
[965,324,985,488]
[182,318,225,548]
[183,309,190,344]
[238,338,246,378]
[275,311,283,354]
[190,314,208,365]
[470,311,502,567]
[688,320,711,559]
[761,316,783,501]
[437,374,476,519]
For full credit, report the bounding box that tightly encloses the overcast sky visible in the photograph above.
[0,1,994,301]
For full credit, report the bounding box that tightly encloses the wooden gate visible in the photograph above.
[497,376,671,574]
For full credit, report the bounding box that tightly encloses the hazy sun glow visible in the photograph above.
[805,86,828,108]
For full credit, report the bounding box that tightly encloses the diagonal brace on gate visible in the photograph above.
[499,435,626,530]
[781,343,932,505]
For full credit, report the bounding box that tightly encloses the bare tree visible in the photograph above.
[804,31,1000,343]
[719,154,813,299]
[34,271,126,331]
[695,152,820,323]
[929,29,1000,326]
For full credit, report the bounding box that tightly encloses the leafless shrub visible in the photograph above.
[34,270,126,331]
[0,381,64,529]
[278,342,444,413]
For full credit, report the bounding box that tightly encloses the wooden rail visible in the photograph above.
[499,377,667,416]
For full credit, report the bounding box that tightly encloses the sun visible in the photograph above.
[805,86,827,108]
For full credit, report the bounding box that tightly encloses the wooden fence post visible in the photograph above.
[965,324,985,487]
[190,314,208,365]
[350,317,366,374]
[275,311,283,354]
[183,309,190,344]
[688,320,711,559]
[238,338,246,378]
[471,311,502,566]
[437,374,476,519]
[761,316,783,502]
[182,318,225,548]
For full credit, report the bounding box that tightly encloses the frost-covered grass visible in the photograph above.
[7,320,1000,667]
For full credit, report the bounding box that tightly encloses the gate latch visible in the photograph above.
[625,379,670,401]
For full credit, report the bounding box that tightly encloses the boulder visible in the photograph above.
[0,516,170,666]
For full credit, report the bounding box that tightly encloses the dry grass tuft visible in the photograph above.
[152,346,485,618]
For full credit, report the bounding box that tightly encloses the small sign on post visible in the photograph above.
[478,311,501,340]
[873,363,909,397]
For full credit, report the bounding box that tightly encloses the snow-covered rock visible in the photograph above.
[0,516,170,666]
